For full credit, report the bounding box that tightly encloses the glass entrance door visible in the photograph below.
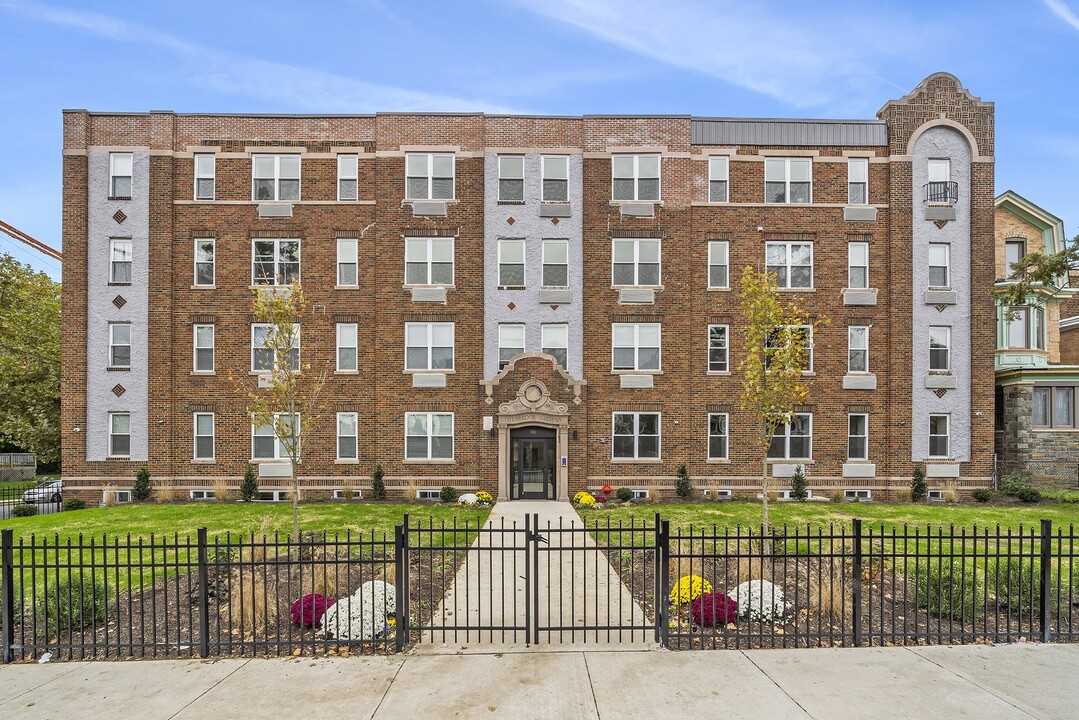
[511,428,556,500]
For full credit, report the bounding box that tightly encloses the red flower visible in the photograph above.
[602,485,613,494]
[290,593,330,627]
[691,592,738,627]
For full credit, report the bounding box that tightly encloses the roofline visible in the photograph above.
[995,189,1067,255]
[64,109,699,120]
[691,116,883,124]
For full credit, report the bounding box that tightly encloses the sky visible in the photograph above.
[1,0,1079,280]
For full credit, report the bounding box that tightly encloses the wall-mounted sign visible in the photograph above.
[560,456,568,467]
[482,416,494,431]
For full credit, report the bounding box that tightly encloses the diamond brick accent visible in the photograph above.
[112,384,126,397]
[550,305,558,310]
[934,388,948,398]
[550,217,559,225]
[935,304,947,313]
[507,302,516,310]
[112,295,127,309]
[507,216,515,225]
[112,209,127,224]
[933,219,948,229]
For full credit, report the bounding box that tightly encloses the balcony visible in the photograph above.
[924,181,958,205]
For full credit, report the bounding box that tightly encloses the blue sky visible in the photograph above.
[2,0,1079,279]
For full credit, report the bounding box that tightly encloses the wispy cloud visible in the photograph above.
[511,0,920,110]
[1046,0,1079,32]
[0,0,518,113]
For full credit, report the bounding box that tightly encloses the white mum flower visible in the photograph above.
[319,580,397,641]
[727,580,789,623]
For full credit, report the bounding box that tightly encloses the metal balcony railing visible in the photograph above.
[924,180,958,204]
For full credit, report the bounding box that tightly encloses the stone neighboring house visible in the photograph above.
[994,191,1079,485]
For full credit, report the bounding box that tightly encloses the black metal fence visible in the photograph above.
[0,484,63,519]
[2,516,1076,662]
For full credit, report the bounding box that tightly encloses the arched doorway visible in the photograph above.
[495,379,570,501]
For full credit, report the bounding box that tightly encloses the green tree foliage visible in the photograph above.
[910,467,927,502]
[371,464,386,501]
[241,464,259,502]
[790,465,808,501]
[0,254,61,464]
[675,463,691,498]
[993,237,1078,309]
[132,465,151,501]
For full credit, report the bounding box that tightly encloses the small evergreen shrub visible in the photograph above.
[999,473,1029,496]
[372,464,387,501]
[240,464,259,502]
[440,485,458,503]
[63,497,87,511]
[791,465,808,502]
[1016,485,1041,503]
[12,504,38,518]
[675,463,691,499]
[132,465,152,501]
[38,573,107,635]
[971,488,992,503]
[910,467,927,502]
[914,559,981,621]
[616,487,633,502]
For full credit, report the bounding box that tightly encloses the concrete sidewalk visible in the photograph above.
[2,643,1076,719]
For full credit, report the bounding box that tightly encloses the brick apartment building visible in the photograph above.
[60,72,998,502]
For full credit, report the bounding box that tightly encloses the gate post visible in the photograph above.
[532,513,540,646]
[852,518,862,647]
[653,513,662,644]
[196,527,210,659]
[2,528,14,663]
[659,519,670,649]
[1040,519,1052,644]
[394,520,409,652]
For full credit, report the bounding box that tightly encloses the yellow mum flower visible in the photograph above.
[670,575,712,604]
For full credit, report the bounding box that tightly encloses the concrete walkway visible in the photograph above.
[2,644,1075,719]
[420,501,651,651]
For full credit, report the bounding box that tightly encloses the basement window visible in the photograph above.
[845,489,872,501]
[332,489,363,500]
[416,488,441,501]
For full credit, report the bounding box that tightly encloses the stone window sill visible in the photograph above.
[107,367,131,372]
[706,371,732,377]
[334,459,360,465]
[191,285,216,290]
[190,371,216,376]
[190,459,216,464]
[610,458,663,464]
[402,459,457,464]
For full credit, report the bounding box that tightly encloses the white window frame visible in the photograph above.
[848,326,869,374]
[404,237,454,286]
[109,322,131,369]
[765,242,814,289]
[193,323,214,372]
[194,154,215,201]
[611,154,660,201]
[337,238,358,287]
[708,156,729,203]
[251,323,300,372]
[542,239,569,288]
[498,239,526,289]
[109,152,133,197]
[498,324,525,369]
[498,155,524,202]
[708,240,729,289]
[336,323,358,372]
[708,324,729,373]
[612,412,661,460]
[928,414,950,458]
[612,323,661,372]
[404,412,454,461]
[110,238,133,283]
[848,413,868,461]
[108,411,131,458]
[404,322,455,372]
[541,155,569,202]
[764,157,812,204]
[541,323,568,368]
[337,154,358,201]
[251,238,300,286]
[336,411,358,461]
[194,238,215,287]
[611,238,661,287]
[847,242,869,290]
[405,153,455,200]
[708,412,729,460]
[767,413,813,460]
[928,158,951,182]
[251,153,301,202]
[929,326,951,372]
[847,157,868,205]
[252,412,299,461]
[194,412,215,460]
[928,243,950,289]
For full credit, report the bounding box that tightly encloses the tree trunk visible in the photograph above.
[761,452,770,530]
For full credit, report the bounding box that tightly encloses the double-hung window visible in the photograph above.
[498,156,524,201]
[708,241,729,289]
[193,324,214,372]
[498,324,524,369]
[1033,387,1076,428]
[708,156,729,203]
[927,159,951,203]
[612,412,660,459]
[194,238,215,286]
[766,325,813,372]
[768,414,812,459]
[1007,306,1045,350]
[194,154,215,200]
[848,242,868,289]
[251,323,300,372]
[109,323,131,369]
[110,239,132,283]
[542,155,568,201]
[498,239,525,288]
[194,413,215,460]
[405,412,454,460]
[337,154,358,201]
[404,237,453,285]
[612,323,661,371]
[708,413,729,460]
[1005,240,1026,280]
[252,238,300,285]
[252,154,300,201]
[337,238,358,286]
[848,414,868,461]
[848,326,869,373]
[708,325,729,372]
[336,323,358,372]
[337,412,358,460]
[848,158,868,204]
[405,153,454,200]
[405,322,454,371]
[612,238,660,286]
[765,157,811,203]
[252,413,298,460]
[109,412,131,457]
[542,239,568,287]
[928,414,950,457]
[612,154,660,201]
[929,326,950,371]
[110,153,132,197]
[542,324,568,367]
[928,243,950,288]
[766,242,813,289]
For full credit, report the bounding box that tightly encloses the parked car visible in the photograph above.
[22,479,62,504]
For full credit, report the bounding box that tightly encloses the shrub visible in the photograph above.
[675,463,691,499]
[372,464,387,501]
[62,497,87,512]
[102,485,118,507]
[914,559,980,621]
[213,478,231,502]
[475,491,494,505]
[894,488,912,503]
[12,504,38,518]
[340,478,355,501]
[38,573,107,635]
[670,575,712,605]
[1016,485,1041,503]
[241,464,259,502]
[910,467,927,502]
[691,592,738,627]
[616,487,634,502]
[573,491,596,508]
[941,480,959,504]
[829,489,844,504]
[156,483,177,504]
[790,465,808,502]
[440,485,458,503]
[999,473,1029,496]
[972,488,992,503]
[133,465,151,501]
[290,593,330,628]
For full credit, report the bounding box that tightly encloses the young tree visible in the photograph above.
[738,266,826,530]
[994,238,1078,308]
[233,284,326,543]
